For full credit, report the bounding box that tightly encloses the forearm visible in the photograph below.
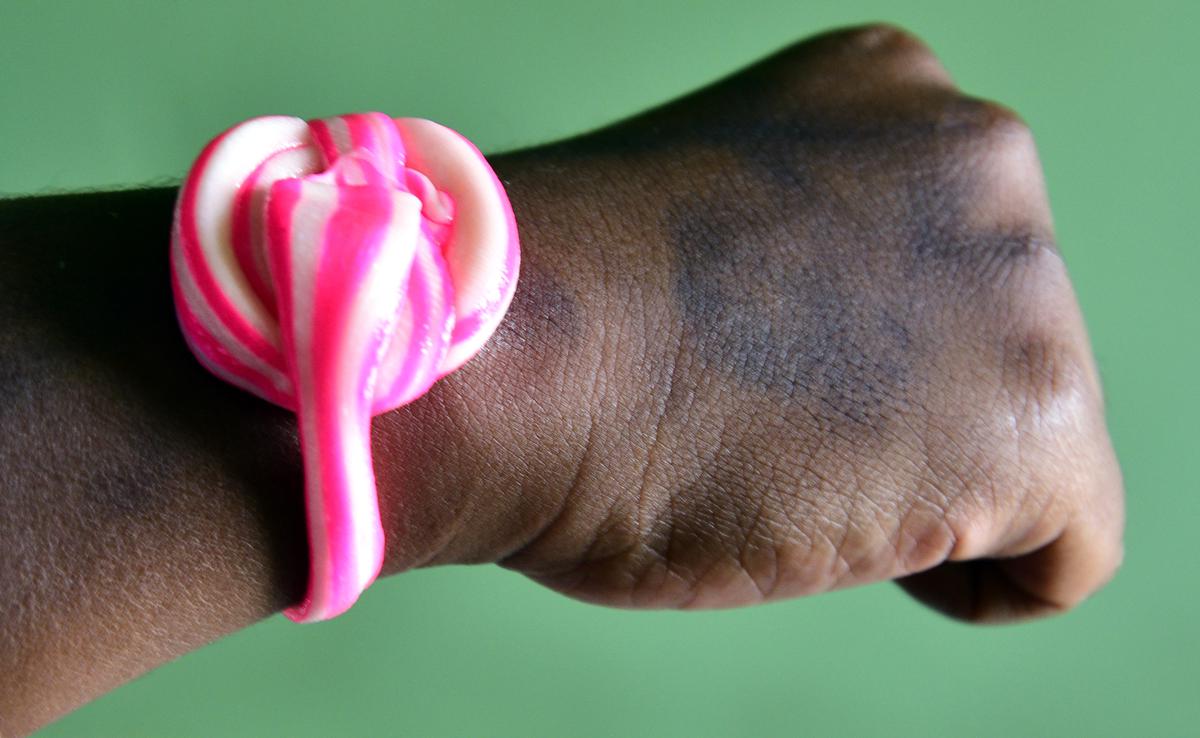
[0,188,311,733]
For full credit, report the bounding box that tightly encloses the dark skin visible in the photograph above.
[0,24,1123,735]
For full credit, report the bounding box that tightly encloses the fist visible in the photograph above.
[375,24,1125,623]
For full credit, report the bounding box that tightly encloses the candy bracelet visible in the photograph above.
[171,113,519,622]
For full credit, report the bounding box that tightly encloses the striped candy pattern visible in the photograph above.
[171,113,519,622]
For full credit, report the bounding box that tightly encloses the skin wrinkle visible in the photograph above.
[665,455,735,605]
[474,152,667,579]
[898,150,1057,293]
[579,326,722,605]
[541,320,637,579]
[705,436,792,602]
[488,294,598,568]
[730,483,775,601]
[614,373,729,605]
[680,422,825,603]
[893,399,960,524]
[665,493,726,609]
[631,321,683,569]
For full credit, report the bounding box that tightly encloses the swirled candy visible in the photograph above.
[171,113,519,622]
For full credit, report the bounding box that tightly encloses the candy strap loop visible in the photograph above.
[171,114,519,622]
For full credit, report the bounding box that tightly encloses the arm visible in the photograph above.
[0,24,1123,735]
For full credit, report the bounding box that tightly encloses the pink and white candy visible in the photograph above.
[171,113,519,622]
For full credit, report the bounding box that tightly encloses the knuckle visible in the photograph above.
[956,276,1114,554]
[894,504,958,574]
[826,22,937,61]
[923,98,1044,185]
[947,97,1031,140]
[883,100,1054,291]
[994,253,1101,432]
[767,24,954,104]
[976,103,1034,152]
[920,96,1038,169]
[952,101,1054,238]
[999,328,1092,426]
[922,432,1016,562]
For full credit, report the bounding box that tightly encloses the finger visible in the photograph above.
[898,406,1125,624]
[898,515,1125,623]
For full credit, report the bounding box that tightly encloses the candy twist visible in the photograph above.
[171,113,519,622]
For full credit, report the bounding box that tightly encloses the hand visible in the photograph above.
[376,24,1124,622]
[0,23,1124,734]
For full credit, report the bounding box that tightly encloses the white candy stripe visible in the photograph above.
[288,178,338,621]
[245,146,323,305]
[192,117,311,348]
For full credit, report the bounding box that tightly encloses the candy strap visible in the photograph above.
[171,113,519,622]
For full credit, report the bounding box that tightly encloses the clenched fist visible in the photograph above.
[377,24,1125,622]
[0,23,1123,734]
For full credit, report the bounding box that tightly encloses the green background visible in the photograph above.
[4,1,1196,735]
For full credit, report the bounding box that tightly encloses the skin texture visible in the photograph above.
[0,24,1123,735]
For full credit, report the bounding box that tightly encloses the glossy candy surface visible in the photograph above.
[171,113,519,622]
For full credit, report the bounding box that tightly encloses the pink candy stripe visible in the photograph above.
[303,184,395,618]
[346,113,406,185]
[308,118,342,169]
[372,226,453,412]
